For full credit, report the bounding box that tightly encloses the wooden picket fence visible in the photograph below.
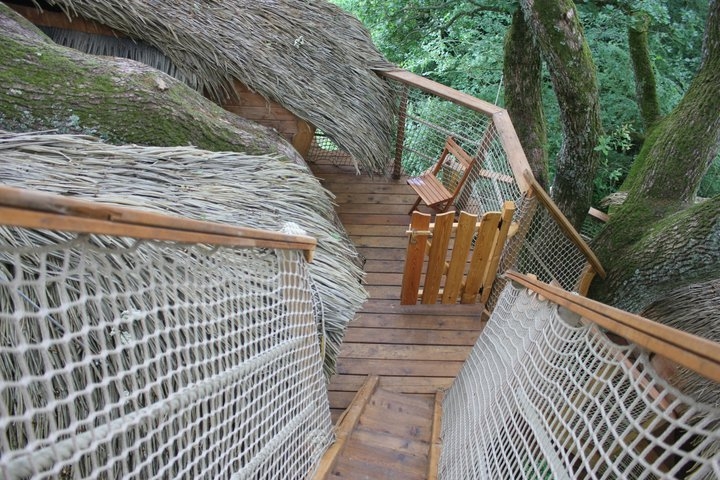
[400,201,515,305]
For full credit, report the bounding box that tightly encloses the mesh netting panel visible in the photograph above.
[455,123,524,216]
[399,87,493,179]
[488,194,590,310]
[440,283,720,480]
[0,227,332,479]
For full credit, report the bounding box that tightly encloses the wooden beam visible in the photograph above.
[0,185,316,260]
[378,69,502,116]
[7,3,125,37]
[311,375,379,480]
[427,391,444,480]
[506,271,720,383]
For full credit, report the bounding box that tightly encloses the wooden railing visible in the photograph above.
[379,68,606,304]
[0,185,317,260]
[378,69,531,194]
[506,271,720,382]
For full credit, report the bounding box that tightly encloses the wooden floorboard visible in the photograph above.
[309,157,486,478]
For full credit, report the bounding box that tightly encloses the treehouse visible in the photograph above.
[1,1,719,479]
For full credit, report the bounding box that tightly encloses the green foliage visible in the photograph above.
[593,124,634,203]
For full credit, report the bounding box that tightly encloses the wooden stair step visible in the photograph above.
[314,376,439,480]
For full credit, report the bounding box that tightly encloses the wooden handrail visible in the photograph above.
[378,69,502,116]
[506,271,720,383]
[522,170,606,279]
[377,69,533,194]
[0,185,317,261]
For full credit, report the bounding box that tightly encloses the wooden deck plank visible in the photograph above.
[340,344,472,361]
[308,155,486,479]
[343,327,478,346]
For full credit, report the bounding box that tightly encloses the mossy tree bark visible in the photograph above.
[519,0,604,229]
[628,11,662,131]
[0,5,305,165]
[590,0,720,315]
[503,7,549,189]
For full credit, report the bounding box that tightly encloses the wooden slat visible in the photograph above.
[340,344,472,362]
[342,327,480,346]
[401,212,431,304]
[336,359,464,378]
[462,211,501,303]
[479,201,516,303]
[506,272,720,383]
[7,3,124,37]
[442,211,477,303]
[329,375,455,394]
[312,376,379,480]
[422,211,454,304]
[427,391,444,480]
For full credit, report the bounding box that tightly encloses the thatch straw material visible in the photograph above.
[0,130,367,377]
[40,0,398,174]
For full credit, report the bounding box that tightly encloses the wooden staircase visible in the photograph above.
[314,376,443,480]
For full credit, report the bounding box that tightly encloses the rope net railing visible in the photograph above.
[486,190,601,310]
[440,277,720,480]
[0,196,333,479]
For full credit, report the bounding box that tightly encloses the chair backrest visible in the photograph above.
[435,137,475,196]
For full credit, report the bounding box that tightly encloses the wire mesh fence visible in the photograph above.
[0,225,332,479]
[441,281,720,479]
[487,192,595,310]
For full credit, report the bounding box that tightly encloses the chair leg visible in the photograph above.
[409,197,422,214]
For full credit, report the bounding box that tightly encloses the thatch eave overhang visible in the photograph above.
[14,0,398,174]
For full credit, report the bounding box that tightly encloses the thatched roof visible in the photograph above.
[37,0,398,174]
[0,130,367,377]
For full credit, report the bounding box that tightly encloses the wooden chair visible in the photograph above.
[407,136,476,214]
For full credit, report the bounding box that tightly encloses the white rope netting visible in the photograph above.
[0,226,332,479]
[440,282,720,480]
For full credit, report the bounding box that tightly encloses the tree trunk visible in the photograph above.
[503,7,549,189]
[591,0,720,314]
[0,5,305,165]
[628,12,661,131]
[591,197,720,312]
[519,0,604,229]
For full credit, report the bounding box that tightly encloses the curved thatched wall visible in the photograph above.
[0,130,367,377]
[41,0,397,174]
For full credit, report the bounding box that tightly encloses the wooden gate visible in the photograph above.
[400,201,515,305]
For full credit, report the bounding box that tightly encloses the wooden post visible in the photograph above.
[392,85,409,180]
[479,201,516,304]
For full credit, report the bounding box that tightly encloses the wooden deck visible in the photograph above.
[309,157,487,455]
